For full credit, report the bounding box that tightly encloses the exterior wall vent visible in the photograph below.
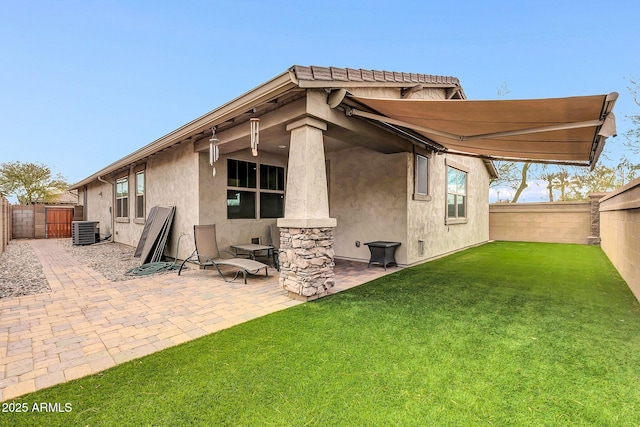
[72,221,99,245]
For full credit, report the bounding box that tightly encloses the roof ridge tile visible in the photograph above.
[292,65,459,86]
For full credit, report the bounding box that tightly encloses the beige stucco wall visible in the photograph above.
[600,178,640,300]
[325,147,490,266]
[144,141,200,260]
[82,141,199,260]
[489,202,591,244]
[326,147,408,264]
[83,180,113,238]
[407,154,491,264]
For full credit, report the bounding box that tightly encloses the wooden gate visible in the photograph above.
[46,207,73,238]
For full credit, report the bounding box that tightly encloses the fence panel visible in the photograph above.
[11,205,35,239]
[489,202,591,244]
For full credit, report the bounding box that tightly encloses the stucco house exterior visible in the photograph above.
[70,65,617,300]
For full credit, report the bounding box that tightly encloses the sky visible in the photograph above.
[1,0,639,203]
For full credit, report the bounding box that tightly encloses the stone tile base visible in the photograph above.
[279,227,335,299]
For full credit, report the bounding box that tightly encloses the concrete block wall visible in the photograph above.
[599,177,640,301]
[11,205,35,239]
[489,202,591,244]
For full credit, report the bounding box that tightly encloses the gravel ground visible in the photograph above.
[59,239,143,281]
[0,239,169,299]
[0,240,49,299]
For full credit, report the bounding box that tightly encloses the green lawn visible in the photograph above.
[4,242,640,426]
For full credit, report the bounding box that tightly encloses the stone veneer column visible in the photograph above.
[277,117,337,301]
[278,227,335,299]
[587,192,607,245]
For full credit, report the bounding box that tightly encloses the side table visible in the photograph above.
[364,241,401,270]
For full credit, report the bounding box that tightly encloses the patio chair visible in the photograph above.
[178,224,268,283]
[268,224,280,271]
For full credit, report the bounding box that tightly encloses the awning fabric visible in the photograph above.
[348,93,618,169]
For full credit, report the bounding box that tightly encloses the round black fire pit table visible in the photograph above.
[364,241,401,270]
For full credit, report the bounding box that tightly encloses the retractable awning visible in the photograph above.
[344,92,618,169]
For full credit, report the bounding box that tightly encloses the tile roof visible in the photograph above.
[291,65,461,86]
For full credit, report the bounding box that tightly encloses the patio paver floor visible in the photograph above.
[0,239,400,401]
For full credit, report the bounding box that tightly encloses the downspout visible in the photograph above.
[97,176,115,242]
[82,185,88,217]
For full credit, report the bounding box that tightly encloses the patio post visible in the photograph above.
[277,117,337,300]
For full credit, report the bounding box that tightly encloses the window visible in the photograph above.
[415,154,429,199]
[227,190,256,219]
[227,159,256,188]
[227,159,285,219]
[116,177,129,219]
[259,163,285,219]
[260,164,285,191]
[135,171,145,219]
[447,166,467,222]
[260,193,284,218]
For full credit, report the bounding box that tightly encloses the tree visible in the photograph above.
[0,161,69,205]
[538,165,579,202]
[491,161,534,202]
[572,165,617,198]
[624,77,640,154]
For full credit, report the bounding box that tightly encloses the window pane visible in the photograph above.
[122,198,128,218]
[136,172,144,195]
[277,167,285,190]
[260,193,284,218]
[447,194,456,218]
[457,171,466,194]
[228,159,256,188]
[136,195,144,219]
[227,190,256,219]
[116,180,127,198]
[248,163,257,188]
[238,161,248,187]
[260,165,268,190]
[228,159,238,186]
[416,155,428,195]
[269,167,277,189]
[457,195,466,217]
[447,168,457,193]
[260,164,283,190]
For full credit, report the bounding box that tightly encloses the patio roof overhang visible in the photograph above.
[340,92,618,170]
